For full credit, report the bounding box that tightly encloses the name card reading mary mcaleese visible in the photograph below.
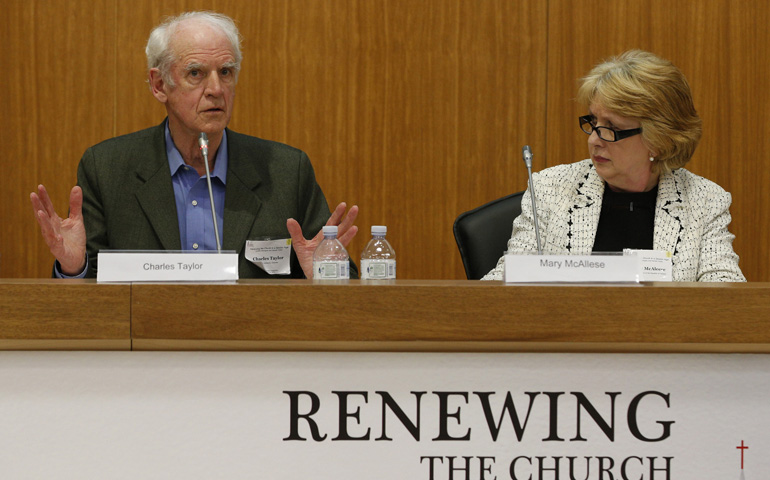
[97,251,238,282]
[504,254,642,283]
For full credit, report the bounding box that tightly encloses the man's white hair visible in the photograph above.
[145,11,242,87]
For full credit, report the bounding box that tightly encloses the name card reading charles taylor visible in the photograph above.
[97,251,238,282]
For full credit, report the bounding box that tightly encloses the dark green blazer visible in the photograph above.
[75,121,337,279]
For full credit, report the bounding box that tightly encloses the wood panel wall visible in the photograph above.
[3,0,767,281]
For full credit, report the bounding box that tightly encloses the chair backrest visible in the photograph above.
[453,191,524,280]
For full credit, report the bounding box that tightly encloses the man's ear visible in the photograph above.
[148,68,168,103]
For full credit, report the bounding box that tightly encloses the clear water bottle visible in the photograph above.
[360,225,396,280]
[312,225,350,280]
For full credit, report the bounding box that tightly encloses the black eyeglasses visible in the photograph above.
[579,115,642,142]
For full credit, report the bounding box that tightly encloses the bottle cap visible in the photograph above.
[371,225,387,235]
[322,225,338,235]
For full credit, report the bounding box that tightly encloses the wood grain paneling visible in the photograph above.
[3,280,768,352]
[0,280,130,349]
[454,0,548,270]
[239,0,547,279]
[2,0,116,278]
[131,280,770,352]
[547,0,770,281]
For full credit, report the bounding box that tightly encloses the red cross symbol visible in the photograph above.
[736,440,749,470]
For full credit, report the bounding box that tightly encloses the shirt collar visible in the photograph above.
[165,121,228,184]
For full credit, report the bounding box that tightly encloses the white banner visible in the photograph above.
[0,352,766,479]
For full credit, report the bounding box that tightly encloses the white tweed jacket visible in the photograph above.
[483,159,745,282]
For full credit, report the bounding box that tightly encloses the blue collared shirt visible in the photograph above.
[165,123,227,251]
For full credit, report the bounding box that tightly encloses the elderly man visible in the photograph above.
[30,11,358,279]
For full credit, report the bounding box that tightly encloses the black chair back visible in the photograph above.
[453,191,524,280]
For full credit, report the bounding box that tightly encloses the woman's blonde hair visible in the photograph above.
[577,50,702,173]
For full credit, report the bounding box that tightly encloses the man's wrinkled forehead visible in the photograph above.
[168,20,234,61]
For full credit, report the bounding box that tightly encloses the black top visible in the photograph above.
[592,184,658,252]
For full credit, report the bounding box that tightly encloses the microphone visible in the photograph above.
[522,145,543,255]
[522,145,533,169]
[198,133,209,156]
[198,132,222,253]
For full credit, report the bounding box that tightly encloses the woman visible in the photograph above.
[483,50,745,282]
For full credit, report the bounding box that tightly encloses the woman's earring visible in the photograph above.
[649,156,655,162]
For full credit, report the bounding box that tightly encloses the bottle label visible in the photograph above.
[313,261,350,280]
[361,259,396,279]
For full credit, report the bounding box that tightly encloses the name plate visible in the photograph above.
[504,254,641,283]
[625,249,673,282]
[97,251,239,282]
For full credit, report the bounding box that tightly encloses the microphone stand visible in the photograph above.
[198,132,222,253]
[522,145,542,255]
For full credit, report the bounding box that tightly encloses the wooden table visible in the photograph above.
[3,280,768,352]
[0,279,130,350]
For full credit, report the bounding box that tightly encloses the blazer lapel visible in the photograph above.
[654,170,685,255]
[134,122,182,250]
[568,163,604,253]
[222,131,263,252]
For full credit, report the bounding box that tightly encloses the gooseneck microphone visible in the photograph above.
[522,145,542,255]
[198,132,222,253]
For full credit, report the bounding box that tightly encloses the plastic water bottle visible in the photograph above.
[360,225,396,280]
[312,225,350,280]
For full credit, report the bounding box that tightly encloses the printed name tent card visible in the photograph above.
[97,251,238,282]
[504,253,642,283]
[624,249,673,282]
